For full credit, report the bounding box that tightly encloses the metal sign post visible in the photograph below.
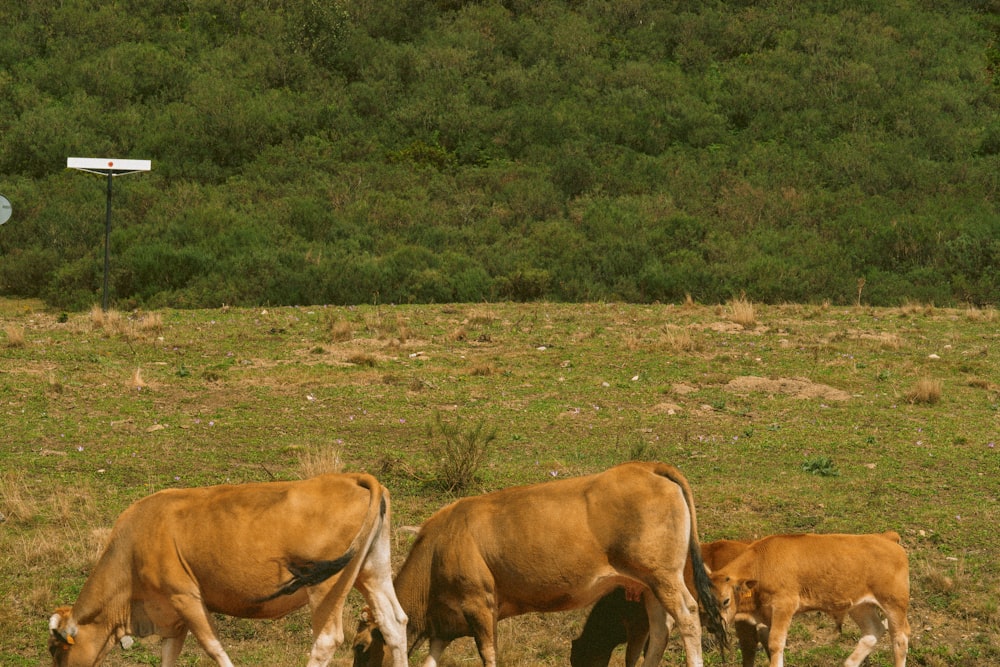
[67,157,151,310]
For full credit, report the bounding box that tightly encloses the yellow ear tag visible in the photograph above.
[66,635,75,645]
[737,587,754,610]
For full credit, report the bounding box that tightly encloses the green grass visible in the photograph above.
[2,298,998,666]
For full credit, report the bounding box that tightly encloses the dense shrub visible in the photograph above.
[0,1,998,308]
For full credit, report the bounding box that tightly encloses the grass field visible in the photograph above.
[2,297,997,666]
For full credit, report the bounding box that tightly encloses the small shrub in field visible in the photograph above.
[801,456,839,477]
[3,325,25,347]
[727,295,756,327]
[906,378,942,404]
[624,436,660,462]
[427,411,497,493]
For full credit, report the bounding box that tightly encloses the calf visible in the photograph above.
[710,531,910,667]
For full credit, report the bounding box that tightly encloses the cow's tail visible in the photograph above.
[261,474,388,602]
[656,463,728,654]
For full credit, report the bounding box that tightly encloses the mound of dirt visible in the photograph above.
[725,376,851,401]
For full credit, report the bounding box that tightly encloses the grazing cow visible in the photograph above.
[353,461,726,667]
[710,531,910,667]
[48,473,409,667]
[571,539,768,667]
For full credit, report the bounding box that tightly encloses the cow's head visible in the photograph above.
[352,607,386,667]
[710,574,758,627]
[48,607,115,667]
[48,607,79,665]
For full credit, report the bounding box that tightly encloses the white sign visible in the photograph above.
[0,195,10,225]
[67,157,151,173]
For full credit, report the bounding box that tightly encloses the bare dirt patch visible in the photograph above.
[725,375,851,401]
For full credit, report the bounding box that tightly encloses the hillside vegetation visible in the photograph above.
[1,1,999,309]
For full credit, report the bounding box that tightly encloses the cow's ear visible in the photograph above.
[744,579,758,591]
[49,611,76,645]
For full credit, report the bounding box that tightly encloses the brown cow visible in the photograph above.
[570,539,767,667]
[710,531,910,667]
[48,473,409,667]
[353,461,726,667]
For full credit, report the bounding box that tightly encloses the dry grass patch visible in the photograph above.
[906,377,942,404]
[877,332,903,350]
[1,471,38,523]
[136,311,163,334]
[47,371,64,395]
[623,333,644,351]
[328,317,354,343]
[344,352,377,367]
[898,300,935,316]
[88,304,106,329]
[967,377,994,390]
[90,306,159,340]
[4,324,26,347]
[965,305,997,322]
[394,313,409,343]
[298,447,344,478]
[467,305,497,326]
[661,326,698,352]
[727,295,756,328]
[131,367,148,391]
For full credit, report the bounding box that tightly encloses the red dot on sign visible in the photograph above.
[108,161,114,167]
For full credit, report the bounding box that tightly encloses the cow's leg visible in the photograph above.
[305,605,346,667]
[884,605,911,667]
[160,628,188,667]
[168,596,236,667]
[843,604,885,667]
[353,532,409,667]
[469,613,500,667]
[624,624,649,667]
[421,637,451,667]
[305,577,355,667]
[764,608,793,667]
[628,596,653,667]
[734,620,760,667]
[644,578,702,667]
[639,592,669,667]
